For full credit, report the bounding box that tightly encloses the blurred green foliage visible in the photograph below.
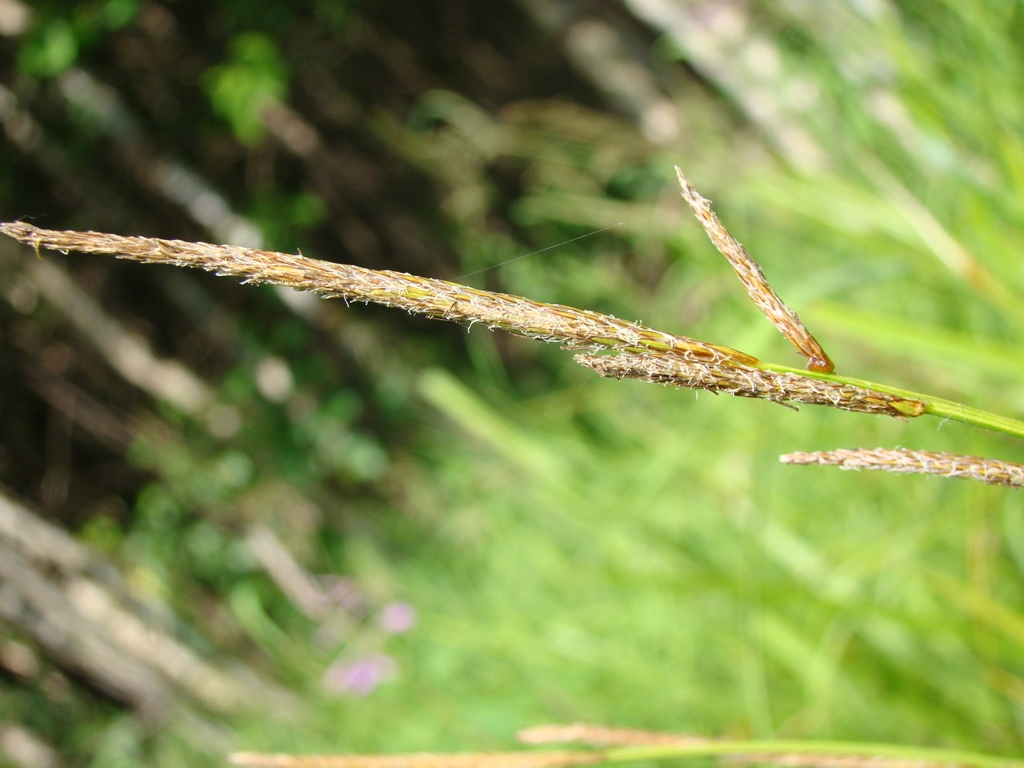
[204,33,289,144]
[17,0,140,76]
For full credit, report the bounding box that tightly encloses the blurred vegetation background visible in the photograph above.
[1,1,1024,766]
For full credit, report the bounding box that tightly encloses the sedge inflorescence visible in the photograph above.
[3,167,1020,494]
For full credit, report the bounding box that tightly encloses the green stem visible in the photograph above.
[601,739,1024,768]
[760,362,1024,442]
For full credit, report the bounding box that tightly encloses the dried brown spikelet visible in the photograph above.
[576,353,924,418]
[780,448,1024,489]
[0,222,756,367]
[674,167,834,373]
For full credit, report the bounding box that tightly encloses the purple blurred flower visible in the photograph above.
[322,577,364,613]
[321,653,396,696]
[377,602,416,635]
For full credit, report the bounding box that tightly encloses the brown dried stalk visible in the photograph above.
[516,726,972,768]
[675,167,834,373]
[231,730,975,768]
[228,752,602,768]
[780,449,1024,489]
[0,222,755,368]
[575,353,925,418]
